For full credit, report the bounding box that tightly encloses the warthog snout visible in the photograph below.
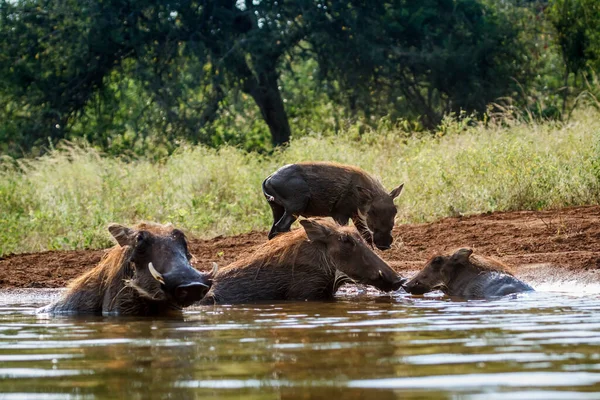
[371,266,406,292]
[380,276,406,292]
[395,276,408,289]
[162,266,212,306]
[403,280,430,295]
[174,282,211,306]
[372,231,394,251]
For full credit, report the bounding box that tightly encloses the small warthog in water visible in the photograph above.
[403,248,534,299]
[198,218,406,305]
[38,222,212,316]
[262,162,404,250]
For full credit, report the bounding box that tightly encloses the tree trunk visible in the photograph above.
[244,70,291,147]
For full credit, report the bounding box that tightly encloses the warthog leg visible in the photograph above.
[268,202,286,239]
[269,211,297,239]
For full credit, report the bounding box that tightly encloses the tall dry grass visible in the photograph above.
[2,109,599,255]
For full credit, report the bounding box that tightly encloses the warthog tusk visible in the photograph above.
[211,262,219,276]
[148,262,165,285]
[378,270,383,278]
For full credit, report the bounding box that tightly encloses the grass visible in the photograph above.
[1,109,600,256]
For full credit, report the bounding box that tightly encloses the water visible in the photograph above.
[1,285,600,399]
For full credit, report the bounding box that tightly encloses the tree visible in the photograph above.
[548,0,600,113]
[308,0,531,128]
[0,0,311,153]
[0,0,535,156]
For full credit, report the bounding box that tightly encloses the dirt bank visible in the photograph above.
[2,206,600,288]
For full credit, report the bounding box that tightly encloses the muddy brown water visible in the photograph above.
[1,283,600,399]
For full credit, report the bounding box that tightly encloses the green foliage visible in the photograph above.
[309,0,533,128]
[1,0,578,158]
[2,108,600,256]
[548,0,600,75]
[547,0,600,114]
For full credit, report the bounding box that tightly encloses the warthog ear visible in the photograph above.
[300,219,333,243]
[390,183,404,200]
[451,248,473,262]
[108,223,136,247]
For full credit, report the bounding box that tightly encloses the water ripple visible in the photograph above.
[1,288,600,398]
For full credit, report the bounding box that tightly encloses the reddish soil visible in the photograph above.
[2,206,600,288]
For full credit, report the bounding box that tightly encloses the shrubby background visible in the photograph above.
[2,109,599,255]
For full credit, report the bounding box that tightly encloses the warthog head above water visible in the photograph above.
[404,248,534,298]
[107,223,212,308]
[299,218,404,292]
[403,253,456,295]
[39,222,212,316]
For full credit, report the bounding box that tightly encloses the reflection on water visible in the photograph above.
[1,287,600,399]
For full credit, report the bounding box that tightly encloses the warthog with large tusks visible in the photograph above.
[198,218,406,305]
[403,248,534,299]
[38,222,212,316]
[262,162,404,250]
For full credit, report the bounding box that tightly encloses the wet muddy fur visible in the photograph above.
[404,248,534,299]
[38,222,211,316]
[199,218,405,305]
[262,162,403,250]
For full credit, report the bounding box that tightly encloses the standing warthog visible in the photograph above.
[403,248,534,299]
[198,218,406,305]
[38,222,212,316]
[262,162,404,250]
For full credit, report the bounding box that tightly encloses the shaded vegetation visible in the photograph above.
[2,0,598,157]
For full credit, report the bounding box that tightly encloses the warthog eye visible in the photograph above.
[339,235,356,247]
[136,231,149,243]
[135,231,151,250]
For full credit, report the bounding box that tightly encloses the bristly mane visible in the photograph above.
[67,244,133,293]
[67,221,175,293]
[298,161,389,197]
[224,218,355,273]
[468,254,514,275]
